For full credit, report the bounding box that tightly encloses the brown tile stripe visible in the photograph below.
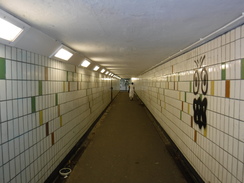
[51,133,55,145]
[194,130,197,142]
[225,80,230,98]
[68,82,71,92]
[45,67,48,81]
[191,116,193,127]
[46,123,49,137]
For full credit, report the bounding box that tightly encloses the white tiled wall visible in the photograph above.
[0,44,119,182]
[136,26,244,183]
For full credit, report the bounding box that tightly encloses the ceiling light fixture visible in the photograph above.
[55,48,73,60]
[81,59,91,67]
[93,66,100,71]
[0,18,23,41]
[101,69,105,73]
[105,71,109,75]
[50,44,75,61]
[0,9,30,45]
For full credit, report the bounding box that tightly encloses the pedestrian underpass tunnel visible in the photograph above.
[0,2,244,183]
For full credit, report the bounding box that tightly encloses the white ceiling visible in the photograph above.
[1,0,244,78]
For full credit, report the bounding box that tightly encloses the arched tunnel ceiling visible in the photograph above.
[1,0,244,78]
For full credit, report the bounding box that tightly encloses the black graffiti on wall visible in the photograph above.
[193,55,208,129]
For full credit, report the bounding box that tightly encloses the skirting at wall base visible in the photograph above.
[143,104,205,183]
[45,101,114,183]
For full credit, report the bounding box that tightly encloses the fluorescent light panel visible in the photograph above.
[81,60,91,67]
[101,69,105,73]
[50,44,75,61]
[0,18,23,41]
[0,9,30,46]
[93,66,100,71]
[54,48,73,61]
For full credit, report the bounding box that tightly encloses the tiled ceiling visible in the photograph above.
[1,0,244,78]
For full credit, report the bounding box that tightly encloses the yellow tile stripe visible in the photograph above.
[204,127,207,137]
[211,81,214,96]
[39,111,43,126]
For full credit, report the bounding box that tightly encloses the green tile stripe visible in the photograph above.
[241,58,244,79]
[185,92,187,102]
[55,93,58,106]
[39,81,42,96]
[66,71,68,81]
[31,97,36,113]
[221,63,226,80]
[189,81,192,92]
[0,58,6,79]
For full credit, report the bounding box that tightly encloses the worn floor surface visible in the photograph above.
[65,92,187,183]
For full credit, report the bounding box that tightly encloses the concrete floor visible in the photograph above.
[65,92,188,183]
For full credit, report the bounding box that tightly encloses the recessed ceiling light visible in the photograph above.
[105,71,109,75]
[93,66,100,71]
[81,59,91,67]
